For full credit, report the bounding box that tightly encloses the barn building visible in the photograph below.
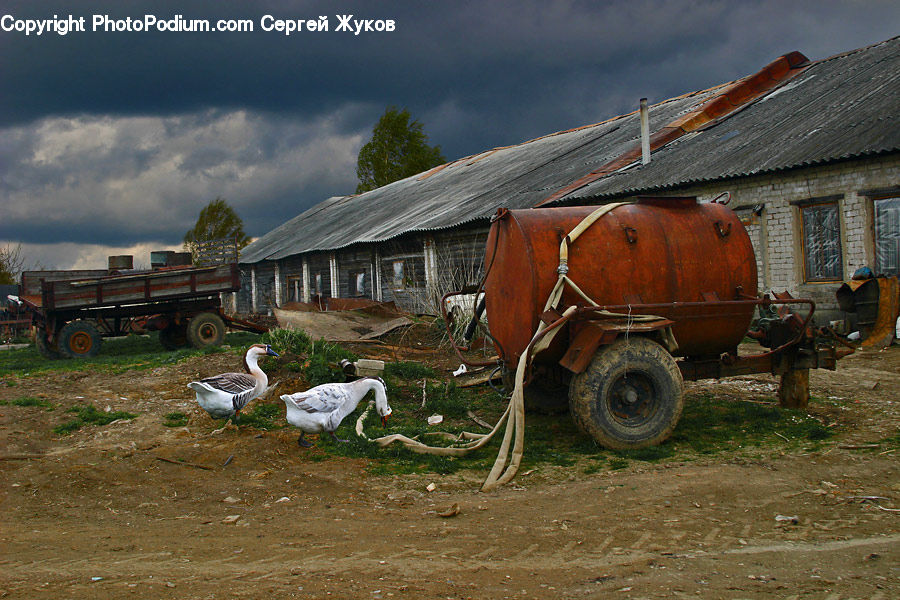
[238,37,900,323]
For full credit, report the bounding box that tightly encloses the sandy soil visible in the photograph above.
[1,344,898,599]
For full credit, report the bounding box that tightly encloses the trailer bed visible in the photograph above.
[39,264,239,311]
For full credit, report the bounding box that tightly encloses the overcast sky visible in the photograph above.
[1,0,898,270]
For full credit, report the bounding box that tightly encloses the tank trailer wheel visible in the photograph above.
[35,328,62,359]
[186,312,226,349]
[569,337,683,449]
[59,320,103,359]
[159,324,189,350]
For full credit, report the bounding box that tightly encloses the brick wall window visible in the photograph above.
[874,196,900,276]
[801,201,843,282]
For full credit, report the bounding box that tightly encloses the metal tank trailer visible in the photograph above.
[444,196,850,450]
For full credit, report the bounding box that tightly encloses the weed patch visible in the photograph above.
[385,361,436,381]
[1,396,54,410]
[53,404,137,435]
[163,412,189,427]
[262,328,357,386]
[261,328,312,355]
[238,402,284,430]
[607,457,629,470]
[668,393,835,453]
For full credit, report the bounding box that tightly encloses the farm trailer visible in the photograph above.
[444,196,852,450]
[20,263,266,359]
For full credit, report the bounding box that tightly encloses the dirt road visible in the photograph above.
[1,347,898,599]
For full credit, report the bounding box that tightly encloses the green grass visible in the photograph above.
[261,328,312,355]
[4,325,848,477]
[0,396,54,410]
[236,402,284,430]
[162,411,189,427]
[0,331,261,379]
[53,404,137,435]
[302,373,844,477]
[303,342,357,386]
[261,328,358,387]
[384,361,436,381]
[667,393,834,455]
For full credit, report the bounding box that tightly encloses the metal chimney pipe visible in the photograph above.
[640,98,651,165]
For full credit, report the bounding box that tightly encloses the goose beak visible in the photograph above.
[267,347,279,357]
[381,408,392,428]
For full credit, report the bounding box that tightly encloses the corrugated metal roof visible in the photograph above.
[241,37,900,265]
[240,87,721,263]
[562,37,900,202]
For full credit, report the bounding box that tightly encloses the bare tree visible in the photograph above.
[0,243,25,285]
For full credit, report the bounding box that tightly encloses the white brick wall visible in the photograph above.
[671,154,900,319]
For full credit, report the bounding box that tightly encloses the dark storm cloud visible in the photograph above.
[1,0,899,268]
[6,1,896,156]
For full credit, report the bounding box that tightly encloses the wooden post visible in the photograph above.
[329,253,339,298]
[778,369,810,409]
[301,258,310,303]
[274,262,281,307]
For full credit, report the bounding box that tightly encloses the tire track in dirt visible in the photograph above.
[5,533,897,582]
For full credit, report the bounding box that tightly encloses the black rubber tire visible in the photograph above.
[59,320,102,359]
[159,325,189,350]
[186,312,226,349]
[35,328,61,359]
[569,337,683,450]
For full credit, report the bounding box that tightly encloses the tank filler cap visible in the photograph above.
[491,207,510,222]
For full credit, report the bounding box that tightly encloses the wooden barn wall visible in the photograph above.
[306,252,332,299]
[432,226,490,292]
[377,235,428,312]
[238,223,491,314]
[254,261,276,314]
[280,255,305,304]
[235,267,253,313]
[337,247,375,299]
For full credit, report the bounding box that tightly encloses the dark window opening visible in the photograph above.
[350,271,367,297]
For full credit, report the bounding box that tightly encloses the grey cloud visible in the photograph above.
[0,109,362,247]
[2,0,899,269]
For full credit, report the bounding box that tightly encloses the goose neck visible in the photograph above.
[244,351,264,378]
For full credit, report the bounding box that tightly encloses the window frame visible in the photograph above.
[350,270,367,297]
[872,193,900,277]
[798,199,844,283]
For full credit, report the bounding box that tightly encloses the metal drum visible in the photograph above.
[484,197,757,366]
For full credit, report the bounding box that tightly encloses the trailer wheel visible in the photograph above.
[569,337,683,449]
[59,321,102,359]
[35,328,61,359]
[159,325,189,350]
[187,313,226,348]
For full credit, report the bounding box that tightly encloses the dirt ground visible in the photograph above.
[1,341,898,599]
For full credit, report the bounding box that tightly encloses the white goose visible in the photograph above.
[280,377,392,447]
[188,343,279,422]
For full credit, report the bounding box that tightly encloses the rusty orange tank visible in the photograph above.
[483,197,758,368]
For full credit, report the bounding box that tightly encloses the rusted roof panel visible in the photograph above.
[562,37,900,203]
